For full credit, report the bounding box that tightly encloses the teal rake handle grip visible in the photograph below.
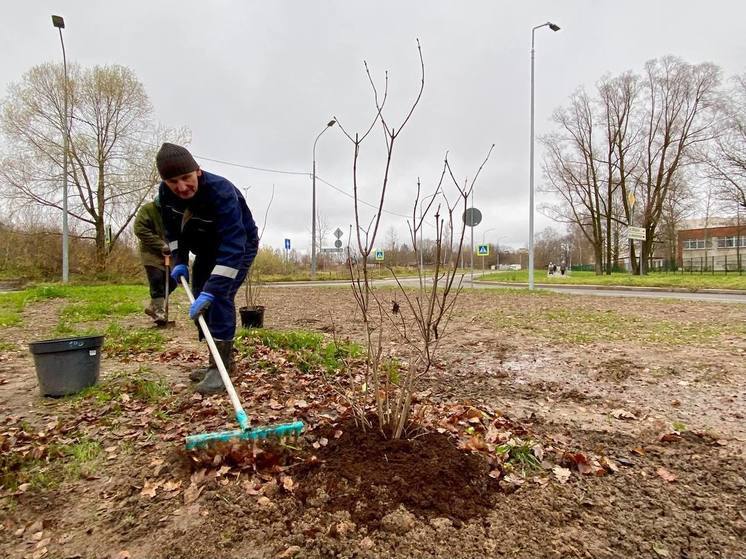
[180,277,249,430]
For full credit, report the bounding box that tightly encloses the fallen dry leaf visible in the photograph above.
[656,467,677,483]
[611,408,637,420]
[242,480,261,495]
[552,465,572,484]
[163,480,182,492]
[183,483,204,505]
[600,457,619,473]
[140,479,160,499]
[281,475,295,493]
[277,546,302,558]
[190,468,207,486]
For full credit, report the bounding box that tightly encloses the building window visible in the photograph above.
[683,239,706,249]
[716,236,746,248]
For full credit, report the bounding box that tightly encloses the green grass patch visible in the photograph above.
[0,284,149,331]
[130,374,170,403]
[1,435,103,491]
[59,438,103,479]
[0,286,67,327]
[496,438,542,473]
[60,300,141,322]
[480,269,746,291]
[104,323,165,355]
[236,327,363,374]
[0,340,18,351]
[494,303,729,345]
[382,357,403,384]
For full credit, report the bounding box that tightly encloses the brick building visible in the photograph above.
[677,222,746,271]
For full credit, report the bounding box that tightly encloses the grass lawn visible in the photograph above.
[479,269,746,291]
[0,284,149,330]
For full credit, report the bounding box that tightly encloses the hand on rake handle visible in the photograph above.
[189,292,215,320]
[161,244,172,256]
[171,264,189,284]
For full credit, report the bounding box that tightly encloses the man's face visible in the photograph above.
[165,170,201,199]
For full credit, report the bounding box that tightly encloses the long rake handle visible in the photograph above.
[180,277,249,430]
[164,254,170,321]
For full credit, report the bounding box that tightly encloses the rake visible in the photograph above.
[180,277,304,450]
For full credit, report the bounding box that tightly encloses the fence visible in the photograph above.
[677,255,744,274]
[572,257,745,274]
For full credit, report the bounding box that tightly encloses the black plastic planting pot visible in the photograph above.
[239,306,265,329]
[28,335,105,397]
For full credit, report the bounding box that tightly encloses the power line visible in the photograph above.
[195,153,410,219]
[193,154,309,177]
[315,176,410,219]
[133,136,412,220]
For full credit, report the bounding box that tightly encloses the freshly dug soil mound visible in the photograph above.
[293,421,499,529]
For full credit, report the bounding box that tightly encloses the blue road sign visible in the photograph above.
[284,238,291,250]
[477,244,489,256]
[375,250,384,261]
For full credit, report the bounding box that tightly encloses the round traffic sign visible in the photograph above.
[334,239,343,248]
[462,207,482,227]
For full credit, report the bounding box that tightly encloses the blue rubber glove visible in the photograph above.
[171,264,189,284]
[189,292,215,320]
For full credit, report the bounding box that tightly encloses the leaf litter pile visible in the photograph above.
[3,324,746,558]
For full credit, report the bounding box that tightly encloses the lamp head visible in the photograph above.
[52,15,65,29]
[548,22,560,31]
[327,119,336,127]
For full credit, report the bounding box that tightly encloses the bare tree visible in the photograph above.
[703,73,746,209]
[542,88,605,273]
[0,62,188,271]
[634,57,720,273]
[542,58,719,275]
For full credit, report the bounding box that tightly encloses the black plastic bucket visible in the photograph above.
[28,335,105,397]
[239,306,265,328]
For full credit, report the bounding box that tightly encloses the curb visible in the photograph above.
[472,280,746,296]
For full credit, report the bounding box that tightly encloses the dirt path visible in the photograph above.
[1,286,745,558]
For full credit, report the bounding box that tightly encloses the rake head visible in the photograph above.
[185,420,304,451]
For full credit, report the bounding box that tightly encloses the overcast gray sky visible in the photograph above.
[2,1,745,254]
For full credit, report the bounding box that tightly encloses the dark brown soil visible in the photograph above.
[3,286,746,559]
[292,420,499,528]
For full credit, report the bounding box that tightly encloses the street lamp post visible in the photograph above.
[529,21,560,290]
[52,14,70,283]
[311,119,336,280]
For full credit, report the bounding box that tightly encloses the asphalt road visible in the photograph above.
[268,276,746,304]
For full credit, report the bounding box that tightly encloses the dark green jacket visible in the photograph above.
[134,200,167,269]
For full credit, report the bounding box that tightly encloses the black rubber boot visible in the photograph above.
[189,351,214,383]
[195,339,233,395]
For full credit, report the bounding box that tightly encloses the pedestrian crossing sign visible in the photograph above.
[477,244,489,256]
[375,250,385,261]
